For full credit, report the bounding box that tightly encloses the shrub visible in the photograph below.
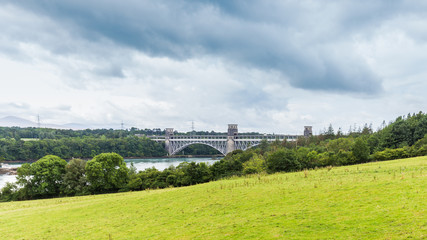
[243,153,266,174]
[266,149,301,173]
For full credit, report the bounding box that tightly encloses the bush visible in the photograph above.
[242,153,266,174]
[416,145,427,156]
[266,148,301,173]
[372,148,409,161]
[0,182,19,202]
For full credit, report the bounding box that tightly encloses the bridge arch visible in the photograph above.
[170,141,226,156]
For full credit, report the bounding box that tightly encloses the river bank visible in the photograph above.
[0,154,223,164]
[0,167,17,175]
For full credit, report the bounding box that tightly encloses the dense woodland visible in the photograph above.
[0,127,229,160]
[0,136,167,160]
[0,127,164,139]
[0,126,257,140]
[1,112,427,201]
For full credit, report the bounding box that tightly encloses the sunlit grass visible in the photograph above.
[0,157,426,239]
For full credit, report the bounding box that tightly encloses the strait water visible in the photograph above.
[0,157,219,189]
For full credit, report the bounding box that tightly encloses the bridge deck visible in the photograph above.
[148,134,298,142]
[143,124,306,155]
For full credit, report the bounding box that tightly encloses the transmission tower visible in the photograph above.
[120,121,125,138]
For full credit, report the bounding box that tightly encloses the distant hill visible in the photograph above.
[0,116,88,130]
[0,116,36,128]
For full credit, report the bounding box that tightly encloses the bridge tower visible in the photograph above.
[304,126,313,137]
[226,124,238,154]
[165,128,174,155]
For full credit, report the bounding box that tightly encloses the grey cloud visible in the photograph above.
[95,65,125,79]
[4,0,427,95]
[1,0,399,94]
[226,83,289,111]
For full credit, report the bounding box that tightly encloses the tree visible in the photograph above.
[176,162,212,186]
[16,155,67,198]
[258,139,269,154]
[336,128,343,137]
[85,153,129,193]
[327,138,353,153]
[361,123,373,135]
[295,147,312,168]
[352,138,370,163]
[324,124,335,139]
[62,158,89,196]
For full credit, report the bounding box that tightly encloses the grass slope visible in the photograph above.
[0,157,426,239]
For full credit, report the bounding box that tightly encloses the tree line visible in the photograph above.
[0,127,233,160]
[0,126,165,140]
[0,126,259,140]
[0,136,166,161]
[1,112,427,202]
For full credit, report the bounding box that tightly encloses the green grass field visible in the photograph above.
[0,157,426,239]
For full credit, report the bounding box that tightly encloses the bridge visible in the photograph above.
[149,124,313,156]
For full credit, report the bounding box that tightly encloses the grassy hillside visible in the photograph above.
[0,157,426,239]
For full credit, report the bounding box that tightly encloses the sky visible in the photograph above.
[0,1,426,134]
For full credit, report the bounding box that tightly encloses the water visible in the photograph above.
[0,157,219,189]
[0,163,22,189]
[124,157,219,172]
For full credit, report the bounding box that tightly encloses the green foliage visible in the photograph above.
[306,150,319,167]
[0,126,166,140]
[176,162,212,186]
[126,176,143,191]
[0,136,166,161]
[3,112,427,203]
[0,182,19,202]
[372,148,410,161]
[85,153,129,193]
[210,150,253,179]
[242,153,266,174]
[323,123,335,139]
[367,134,380,154]
[326,138,353,153]
[266,148,301,173]
[16,155,67,199]
[258,139,269,154]
[62,159,88,196]
[375,112,427,150]
[352,138,370,163]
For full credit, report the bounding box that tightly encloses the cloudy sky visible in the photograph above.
[0,1,426,134]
